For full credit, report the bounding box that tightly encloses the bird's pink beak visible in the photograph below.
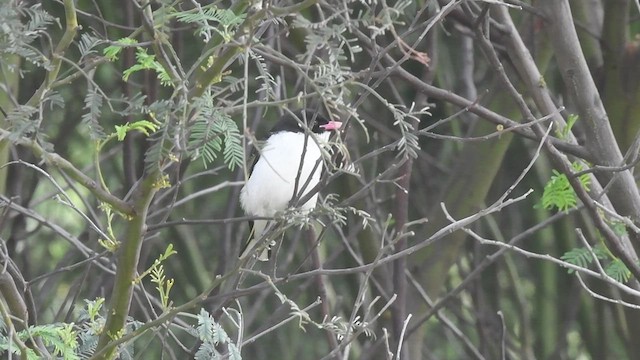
[320,121,343,131]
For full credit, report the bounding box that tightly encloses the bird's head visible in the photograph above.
[272,109,343,135]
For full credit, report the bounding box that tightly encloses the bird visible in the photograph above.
[239,109,343,261]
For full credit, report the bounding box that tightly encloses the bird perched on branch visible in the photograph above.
[239,109,343,261]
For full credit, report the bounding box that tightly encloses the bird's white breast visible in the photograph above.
[240,131,329,217]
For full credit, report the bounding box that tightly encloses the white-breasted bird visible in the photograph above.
[239,109,342,260]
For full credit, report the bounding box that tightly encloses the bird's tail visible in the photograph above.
[239,220,270,261]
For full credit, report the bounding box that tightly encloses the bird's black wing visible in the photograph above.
[239,143,261,257]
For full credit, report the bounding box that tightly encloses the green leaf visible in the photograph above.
[188,102,243,170]
[571,161,591,191]
[173,5,246,43]
[561,247,594,273]
[197,308,215,343]
[194,308,239,360]
[16,324,80,360]
[608,220,628,237]
[228,343,242,360]
[541,162,590,212]
[85,298,105,323]
[542,170,576,212]
[163,243,178,259]
[144,122,174,171]
[81,88,106,140]
[556,113,579,139]
[591,244,610,261]
[561,245,630,283]
[103,37,138,61]
[212,322,229,345]
[114,120,159,141]
[5,104,39,141]
[121,48,172,86]
[78,32,104,61]
[605,259,631,283]
[56,324,79,360]
[249,49,277,100]
[0,2,55,69]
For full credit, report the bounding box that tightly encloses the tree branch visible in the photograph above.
[0,129,135,216]
[538,0,640,225]
[93,172,162,359]
[392,66,591,160]
[473,3,640,279]
[26,0,79,108]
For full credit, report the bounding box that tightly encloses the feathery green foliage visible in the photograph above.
[556,114,579,140]
[77,32,104,61]
[0,2,55,70]
[188,96,243,170]
[104,37,171,86]
[194,308,242,360]
[173,5,246,43]
[114,120,159,141]
[605,217,629,237]
[249,49,277,100]
[561,246,607,273]
[150,265,175,310]
[135,244,178,310]
[390,103,428,159]
[541,162,591,212]
[144,121,175,172]
[606,259,632,283]
[121,48,172,87]
[103,37,138,61]
[4,104,39,141]
[0,322,79,360]
[81,88,106,140]
[561,244,632,283]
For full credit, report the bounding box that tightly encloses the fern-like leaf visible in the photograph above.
[0,3,55,69]
[5,104,38,141]
[217,117,244,171]
[121,48,172,87]
[142,100,177,171]
[249,49,276,100]
[228,343,242,360]
[572,162,591,191]
[189,118,222,165]
[561,247,594,273]
[196,308,215,343]
[81,88,106,140]
[542,162,591,212]
[144,123,174,172]
[103,37,138,61]
[542,170,576,212]
[389,103,427,159]
[114,120,159,141]
[194,308,240,360]
[77,33,104,61]
[174,5,246,43]
[556,114,579,140]
[605,259,631,283]
[188,99,243,170]
[608,220,628,237]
